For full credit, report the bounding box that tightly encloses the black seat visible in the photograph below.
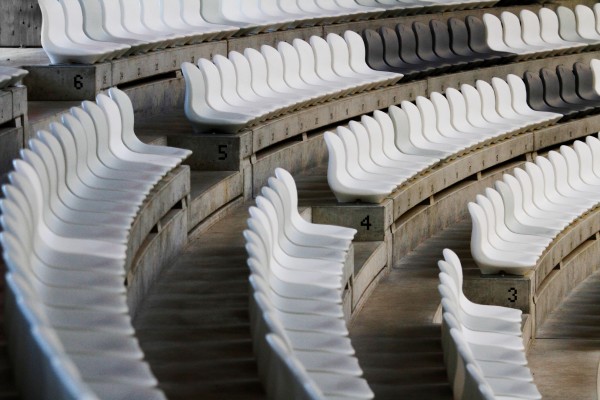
[524,71,571,115]
[430,19,473,67]
[574,62,600,103]
[412,21,451,70]
[378,27,421,76]
[556,65,598,110]
[362,29,400,73]
[448,17,482,62]
[396,24,439,70]
[540,68,585,114]
[465,15,514,61]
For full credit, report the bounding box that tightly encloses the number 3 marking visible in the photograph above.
[508,288,517,303]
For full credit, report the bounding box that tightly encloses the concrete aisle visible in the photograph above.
[348,223,478,399]
[133,205,267,400]
[528,269,600,400]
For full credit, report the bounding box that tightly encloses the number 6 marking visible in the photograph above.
[74,75,84,90]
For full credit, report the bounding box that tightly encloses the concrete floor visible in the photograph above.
[528,269,600,400]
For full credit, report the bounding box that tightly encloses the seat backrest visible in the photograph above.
[78,0,108,41]
[324,131,351,191]
[520,9,544,46]
[538,8,562,44]
[99,0,128,35]
[448,17,473,56]
[119,0,147,31]
[344,30,371,73]
[556,6,581,42]
[467,202,492,261]
[107,87,136,145]
[429,92,455,136]
[244,48,274,97]
[379,26,406,68]
[310,36,337,80]
[412,21,437,62]
[574,5,597,38]
[261,45,288,92]
[400,100,424,143]
[162,0,186,27]
[388,105,414,153]
[539,67,565,106]
[58,0,89,44]
[522,71,547,110]
[327,33,353,76]
[265,334,324,400]
[140,0,169,29]
[556,65,579,100]
[293,39,320,83]
[372,110,399,156]
[430,19,453,58]
[336,126,363,180]
[277,41,304,87]
[69,107,102,168]
[361,115,386,159]
[396,23,421,64]
[500,12,526,49]
[573,62,596,98]
[348,121,378,170]
[361,29,386,70]
[465,16,492,54]
[475,80,500,120]
[181,62,211,118]
[481,14,507,52]
[39,0,69,47]
[415,96,440,137]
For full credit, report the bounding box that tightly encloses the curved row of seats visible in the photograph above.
[467,135,600,275]
[363,5,600,79]
[0,88,191,399]
[182,31,402,132]
[482,6,600,57]
[363,14,514,78]
[39,0,239,64]
[323,72,563,203]
[38,0,491,65]
[0,67,28,90]
[438,250,541,400]
[243,168,374,399]
[524,60,600,118]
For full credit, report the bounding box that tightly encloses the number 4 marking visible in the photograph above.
[361,216,372,230]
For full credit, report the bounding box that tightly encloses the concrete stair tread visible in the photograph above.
[134,202,266,399]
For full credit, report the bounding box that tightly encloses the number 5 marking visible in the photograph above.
[218,144,228,160]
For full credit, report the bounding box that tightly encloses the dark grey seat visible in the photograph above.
[396,23,438,71]
[540,68,587,114]
[362,28,416,76]
[574,62,600,103]
[412,21,451,71]
[430,19,473,67]
[524,71,572,115]
[556,65,599,110]
[465,16,514,62]
[448,18,483,61]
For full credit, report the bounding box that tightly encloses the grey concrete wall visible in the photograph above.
[0,1,41,47]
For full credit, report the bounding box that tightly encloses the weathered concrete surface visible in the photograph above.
[188,170,244,231]
[23,42,226,101]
